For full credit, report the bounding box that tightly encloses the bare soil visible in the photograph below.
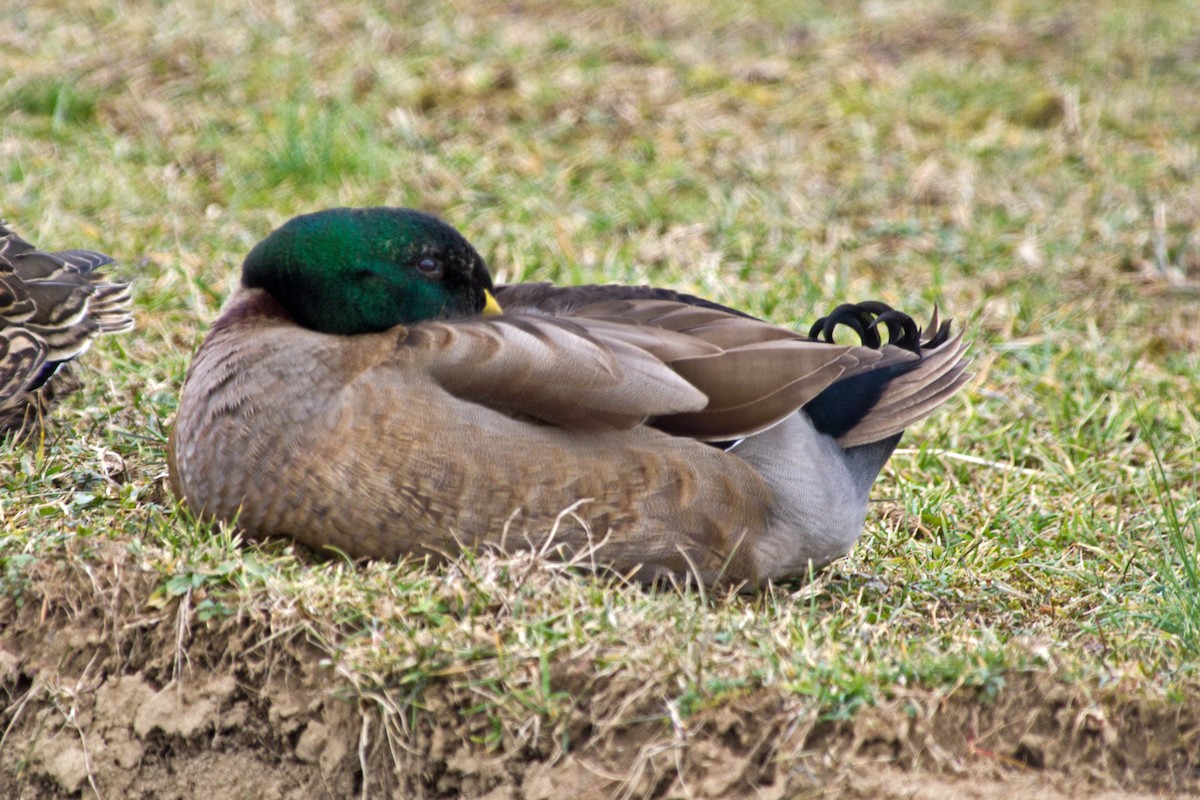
[2,544,1197,799]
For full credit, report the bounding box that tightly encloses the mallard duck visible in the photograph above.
[0,223,133,434]
[169,207,969,586]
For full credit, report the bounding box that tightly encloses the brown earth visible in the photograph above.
[2,544,1197,799]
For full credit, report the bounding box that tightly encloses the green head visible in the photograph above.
[242,207,498,335]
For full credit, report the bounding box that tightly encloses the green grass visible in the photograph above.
[2,0,1199,779]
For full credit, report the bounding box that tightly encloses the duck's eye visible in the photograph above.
[416,257,444,279]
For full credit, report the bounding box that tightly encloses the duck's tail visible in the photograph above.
[0,224,133,432]
[802,303,971,449]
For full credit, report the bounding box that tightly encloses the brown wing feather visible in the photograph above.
[495,282,756,319]
[439,285,970,446]
[0,330,48,407]
[409,314,709,430]
[407,293,901,441]
[652,357,855,439]
[0,223,133,428]
[571,313,882,440]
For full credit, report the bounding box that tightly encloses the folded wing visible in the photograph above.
[0,224,133,418]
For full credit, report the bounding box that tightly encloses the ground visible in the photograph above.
[3,543,1197,798]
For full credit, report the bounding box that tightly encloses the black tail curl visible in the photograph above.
[808,301,952,354]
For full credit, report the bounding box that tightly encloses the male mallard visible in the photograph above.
[169,208,969,586]
[0,223,133,434]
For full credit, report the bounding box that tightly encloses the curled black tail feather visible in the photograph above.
[804,301,960,442]
[808,300,952,354]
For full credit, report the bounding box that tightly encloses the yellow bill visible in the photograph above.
[482,290,503,316]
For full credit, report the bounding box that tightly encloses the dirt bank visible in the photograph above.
[2,544,1197,799]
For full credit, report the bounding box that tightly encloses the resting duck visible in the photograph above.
[169,207,969,586]
[0,223,133,434]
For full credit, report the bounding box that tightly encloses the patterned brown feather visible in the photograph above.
[0,223,133,433]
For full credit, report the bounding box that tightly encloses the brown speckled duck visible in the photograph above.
[169,208,969,586]
[0,223,133,433]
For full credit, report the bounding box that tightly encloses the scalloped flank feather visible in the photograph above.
[0,224,133,434]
